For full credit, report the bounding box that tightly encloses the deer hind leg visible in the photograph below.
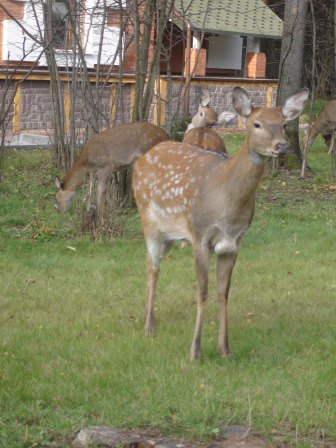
[216,253,237,358]
[190,244,211,361]
[145,234,172,336]
[96,167,111,224]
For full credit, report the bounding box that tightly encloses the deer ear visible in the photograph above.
[282,88,309,121]
[55,176,62,190]
[200,89,211,107]
[218,111,236,124]
[232,87,252,117]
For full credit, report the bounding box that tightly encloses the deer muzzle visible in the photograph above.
[275,142,289,155]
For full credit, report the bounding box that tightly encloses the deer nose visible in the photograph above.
[276,143,289,154]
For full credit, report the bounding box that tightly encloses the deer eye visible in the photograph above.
[200,111,204,117]
[254,122,261,129]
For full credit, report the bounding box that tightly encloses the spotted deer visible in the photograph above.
[55,122,168,220]
[133,86,309,360]
[184,89,235,153]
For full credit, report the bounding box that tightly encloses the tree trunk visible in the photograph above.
[277,0,308,164]
[334,0,336,94]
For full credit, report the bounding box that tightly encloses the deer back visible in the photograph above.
[182,127,227,153]
[83,122,169,169]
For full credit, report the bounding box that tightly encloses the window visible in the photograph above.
[207,35,243,70]
[47,0,71,49]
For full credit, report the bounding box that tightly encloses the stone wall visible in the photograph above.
[20,81,53,131]
[0,82,15,133]
[0,76,277,145]
[167,80,277,129]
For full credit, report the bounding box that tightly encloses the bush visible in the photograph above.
[169,116,191,141]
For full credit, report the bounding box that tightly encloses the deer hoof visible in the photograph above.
[219,347,232,358]
[190,345,201,361]
[144,322,154,337]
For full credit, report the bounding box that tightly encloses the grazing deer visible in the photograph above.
[55,122,169,220]
[305,99,336,152]
[184,89,235,153]
[133,86,309,360]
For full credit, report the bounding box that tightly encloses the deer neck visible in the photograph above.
[217,139,266,203]
[62,160,88,192]
[308,124,320,140]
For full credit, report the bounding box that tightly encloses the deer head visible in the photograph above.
[186,89,236,133]
[233,86,310,158]
[55,177,75,212]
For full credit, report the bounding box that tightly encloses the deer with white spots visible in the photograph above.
[133,86,309,360]
[55,122,168,221]
[183,89,235,153]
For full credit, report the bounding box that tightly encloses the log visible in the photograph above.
[72,426,190,448]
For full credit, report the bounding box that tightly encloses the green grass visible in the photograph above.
[0,139,335,447]
[303,98,328,117]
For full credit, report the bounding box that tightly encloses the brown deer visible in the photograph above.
[305,99,336,152]
[183,116,235,154]
[186,89,219,132]
[133,86,309,360]
[55,122,169,220]
[184,89,235,153]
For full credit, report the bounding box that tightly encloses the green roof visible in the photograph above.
[173,0,283,39]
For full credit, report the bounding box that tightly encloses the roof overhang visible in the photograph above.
[172,0,283,39]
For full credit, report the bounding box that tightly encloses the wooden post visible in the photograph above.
[110,83,117,123]
[63,84,70,133]
[153,78,167,127]
[130,83,135,122]
[13,84,21,133]
[159,78,167,128]
[267,85,273,107]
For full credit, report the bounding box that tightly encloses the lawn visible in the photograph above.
[0,135,335,447]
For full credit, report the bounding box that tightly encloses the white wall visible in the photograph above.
[84,0,121,66]
[2,0,44,62]
[207,35,243,70]
[1,0,122,67]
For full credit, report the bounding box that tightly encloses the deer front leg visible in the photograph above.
[216,253,237,358]
[86,173,95,212]
[190,245,211,361]
[96,167,111,224]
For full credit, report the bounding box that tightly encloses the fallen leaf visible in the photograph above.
[26,278,36,286]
